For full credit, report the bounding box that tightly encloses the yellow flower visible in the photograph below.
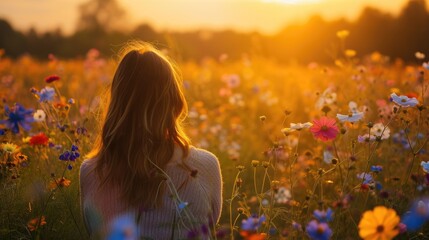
[359,206,400,240]
[336,30,349,39]
[22,137,31,143]
[335,60,344,68]
[345,49,357,58]
[1,142,19,154]
[390,88,400,95]
[371,52,383,62]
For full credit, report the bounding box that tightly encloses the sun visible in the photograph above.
[262,0,322,4]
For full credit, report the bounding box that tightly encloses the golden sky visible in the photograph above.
[0,0,411,34]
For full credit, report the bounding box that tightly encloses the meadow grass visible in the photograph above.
[0,47,428,239]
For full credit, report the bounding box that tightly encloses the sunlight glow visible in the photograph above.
[262,0,322,4]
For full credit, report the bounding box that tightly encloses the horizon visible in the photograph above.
[0,0,412,35]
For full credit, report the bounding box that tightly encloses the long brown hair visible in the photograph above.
[87,41,190,209]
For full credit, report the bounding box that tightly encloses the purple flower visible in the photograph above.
[357,172,373,184]
[306,220,332,240]
[0,104,33,133]
[313,208,334,223]
[357,134,375,143]
[292,221,303,231]
[187,228,200,239]
[37,86,56,102]
[59,145,80,161]
[241,215,266,231]
[59,151,71,161]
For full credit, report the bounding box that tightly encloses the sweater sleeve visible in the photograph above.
[210,155,223,224]
[79,160,91,235]
[197,150,223,224]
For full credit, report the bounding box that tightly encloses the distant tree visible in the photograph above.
[0,19,26,57]
[350,7,395,55]
[131,24,161,43]
[394,0,429,60]
[76,0,128,33]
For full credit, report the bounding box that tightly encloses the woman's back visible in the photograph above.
[80,146,222,239]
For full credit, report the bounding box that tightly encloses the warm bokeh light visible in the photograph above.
[0,0,411,34]
[262,0,322,4]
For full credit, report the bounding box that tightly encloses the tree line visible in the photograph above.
[0,0,428,63]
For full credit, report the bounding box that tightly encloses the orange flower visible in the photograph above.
[359,206,400,240]
[49,177,71,190]
[27,216,46,231]
[13,153,28,163]
[240,231,267,240]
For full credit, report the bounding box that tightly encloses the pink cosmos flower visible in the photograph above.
[310,117,339,141]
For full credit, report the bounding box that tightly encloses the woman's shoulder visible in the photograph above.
[80,158,97,178]
[188,146,217,159]
[186,146,220,169]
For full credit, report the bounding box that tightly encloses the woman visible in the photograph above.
[80,42,222,239]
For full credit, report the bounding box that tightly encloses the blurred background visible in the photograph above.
[0,0,428,63]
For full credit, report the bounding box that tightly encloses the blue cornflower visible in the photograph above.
[241,215,266,232]
[402,199,429,231]
[357,172,373,184]
[37,86,55,102]
[370,165,383,173]
[375,181,383,191]
[178,201,188,212]
[106,213,138,240]
[421,161,429,173]
[313,208,334,223]
[0,104,33,133]
[306,220,332,240]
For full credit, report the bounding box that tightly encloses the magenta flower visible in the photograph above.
[310,117,339,141]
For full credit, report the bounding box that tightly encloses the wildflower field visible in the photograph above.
[1,33,429,240]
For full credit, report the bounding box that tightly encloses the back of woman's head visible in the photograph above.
[88,41,190,209]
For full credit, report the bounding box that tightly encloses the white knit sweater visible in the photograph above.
[79,146,223,239]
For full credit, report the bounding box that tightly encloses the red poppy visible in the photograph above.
[29,133,49,146]
[45,75,60,83]
[405,92,419,99]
